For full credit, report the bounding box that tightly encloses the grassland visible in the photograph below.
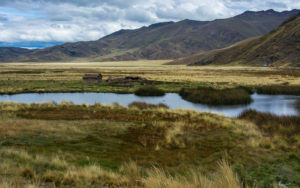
[0,102,299,187]
[0,61,299,94]
[0,61,299,187]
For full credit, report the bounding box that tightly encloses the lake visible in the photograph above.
[0,92,299,117]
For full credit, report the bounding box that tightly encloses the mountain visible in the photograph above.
[169,12,300,67]
[2,9,299,62]
[0,47,33,61]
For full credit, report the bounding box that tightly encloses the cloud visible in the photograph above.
[0,0,299,44]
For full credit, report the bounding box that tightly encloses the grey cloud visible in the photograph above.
[0,14,8,21]
[125,8,156,23]
[267,2,287,9]
[0,0,299,43]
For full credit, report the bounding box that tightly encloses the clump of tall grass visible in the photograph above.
[128,102,169,110]
[239,109,300,136]
[256,85,300,95]
[179,87,252,105]
[142,160,245,188]
[134,86,165,96]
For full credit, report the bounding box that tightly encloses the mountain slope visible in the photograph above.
[3,9,300,62]
[169,12,300,67]
[0,47,33,61]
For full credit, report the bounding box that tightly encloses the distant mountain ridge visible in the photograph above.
[1,9,299,62]
[0,47,33,61]
[169,12,300,67]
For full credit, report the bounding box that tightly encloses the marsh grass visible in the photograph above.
[256,85,300,95]
[239,109,300,136]
[0,102,298,187]
[179,87,252,105]
[239,109,300,153]
[128,102,169,110]
[134,86,165,96]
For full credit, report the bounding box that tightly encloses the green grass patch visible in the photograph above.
[179,87,252,105]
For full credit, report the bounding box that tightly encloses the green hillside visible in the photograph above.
[170,13,300,67]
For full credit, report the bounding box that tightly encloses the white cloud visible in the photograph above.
[0,0,299,43]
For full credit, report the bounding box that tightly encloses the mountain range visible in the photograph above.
[170,12,300,67]
[0,9,299,62]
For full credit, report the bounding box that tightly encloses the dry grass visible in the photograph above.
[0,147,252,188]
[0,61,299,86]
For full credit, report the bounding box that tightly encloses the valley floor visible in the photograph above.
[0,60,299,94]
[0,60,299,187]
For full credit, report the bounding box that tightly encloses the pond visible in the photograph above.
[0,92,299,117]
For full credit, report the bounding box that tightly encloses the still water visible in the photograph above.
[0,92,299,117]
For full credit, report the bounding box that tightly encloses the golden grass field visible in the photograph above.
[0,60,299,85]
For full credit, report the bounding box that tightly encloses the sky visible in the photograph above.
[0,0,299,47]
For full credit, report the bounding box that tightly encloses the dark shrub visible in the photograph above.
[128,102,169,110]
[179,87,252,105]
[256,85,300,95]
[134,86,165,96]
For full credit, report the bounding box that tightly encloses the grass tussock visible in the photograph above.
[142,160,245,188]
[239,109,300,151]
[239,109,300,136]
[129,102,169,110]
[179,87,252,105]
[256,85,300,95]
[134,86,165,96]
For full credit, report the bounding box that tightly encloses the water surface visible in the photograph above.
[0,92,299,117]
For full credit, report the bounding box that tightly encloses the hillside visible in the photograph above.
[0,47,33,61]
[170,12,300,67]
[2,9,299,62]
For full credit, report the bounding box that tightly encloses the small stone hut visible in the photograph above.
[82,73,103,83]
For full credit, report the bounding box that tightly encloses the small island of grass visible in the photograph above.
[179,87,252,105]
[134,86,165,96]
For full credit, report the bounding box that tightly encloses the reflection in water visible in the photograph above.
[0,92,299,117]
